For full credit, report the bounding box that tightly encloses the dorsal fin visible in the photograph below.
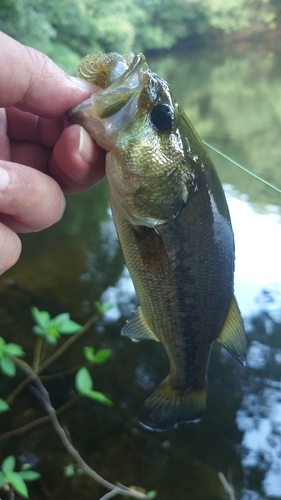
[121,306,159,342]
[216,295,247,365]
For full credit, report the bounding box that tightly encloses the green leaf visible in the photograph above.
[0,356,16,377]
[64,464,75,478]
[30,307,50,331]
[2,456,16,473]
[6,471,29,498]
[50,313,70,328]
[81,389,113,406]
[45,333,58,345]
[0,471,5,487]
[84,347,111,364]
[0,398,9,413]
[4,343,25,358]
[83,347,96,363]
[58,320,82,334]
[19,470,41,482]
[94,301,113,314]
[92,349,111,364]
[75,367,93,392]
[0,337,6,356]
[32,326,46,336]
[147,491,157,499]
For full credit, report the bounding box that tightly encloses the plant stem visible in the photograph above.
[32,338,43,371]
[99,489,119,500]
[13,358,149,500]
[6,372,37,405]
[218,472,236,500]
[0,395,80,442]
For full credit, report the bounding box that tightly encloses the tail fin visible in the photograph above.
[137,377,206,431]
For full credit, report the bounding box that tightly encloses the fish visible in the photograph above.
[69,52,247,431]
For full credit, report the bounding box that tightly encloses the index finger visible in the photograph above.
[0,31,97,117]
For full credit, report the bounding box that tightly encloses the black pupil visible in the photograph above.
[150,103,173,131]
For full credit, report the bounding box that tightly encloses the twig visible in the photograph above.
[99,489,119,500]
[6,372,37,405]
[218,472,236,500]
[32,338,43,371]
[13,358,149,500]
[0,395,80,442]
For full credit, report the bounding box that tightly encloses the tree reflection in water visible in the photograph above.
[236,287,281,498]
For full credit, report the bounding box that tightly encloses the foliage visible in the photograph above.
[0,398,9,413]
[75,367,113,406]
[84,346,112,364]
[0,337,25,377]
[0,455,40,499]
[0,0,280,73]
[31,306,82,344]
[0,304,153,499]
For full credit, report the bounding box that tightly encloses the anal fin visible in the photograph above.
[216,295,247,365]
[121,306,159,342]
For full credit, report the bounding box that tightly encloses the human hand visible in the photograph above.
[0,31,105,275]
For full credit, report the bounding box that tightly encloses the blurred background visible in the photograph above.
[0,1,281,499]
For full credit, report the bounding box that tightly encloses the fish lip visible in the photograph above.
[69,53,148,147]
[70,53,148,120]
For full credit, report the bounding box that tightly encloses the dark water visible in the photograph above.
[1,42,281,500]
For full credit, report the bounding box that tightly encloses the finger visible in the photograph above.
[10,142,50,172]
[0,161,66,232]
[0,32,97,117]
[6,107,64,148]
[50,124,106,193]
[0,222,21,275]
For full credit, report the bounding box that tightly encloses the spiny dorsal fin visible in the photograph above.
[121,306,159,342]
[216,295,247,365]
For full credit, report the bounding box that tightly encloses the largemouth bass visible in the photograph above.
[69,52,247,431]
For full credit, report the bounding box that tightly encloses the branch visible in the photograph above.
[13,358,149,500]
[218,472,236,500]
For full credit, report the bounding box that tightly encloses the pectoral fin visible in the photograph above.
[216,295,247,365]
[121,306,159,342]
[132,226,170,277]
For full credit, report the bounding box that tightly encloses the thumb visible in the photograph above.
[0,31,96,117]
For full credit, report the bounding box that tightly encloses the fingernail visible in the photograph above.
[0,167,10,191]
[77,126,85,155]
[70,76,95,93]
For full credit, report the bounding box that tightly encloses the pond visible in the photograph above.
[0,40,281,500]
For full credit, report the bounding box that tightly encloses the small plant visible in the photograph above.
[0,337,25,377]
[31,307,82,344]
[84,346,111,364]
[64,463,84,478]
[0,456,40,499]
[0,303,154,499]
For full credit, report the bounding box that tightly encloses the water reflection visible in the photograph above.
[222,189,281,499]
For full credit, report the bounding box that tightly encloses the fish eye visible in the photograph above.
[150,103,173,132]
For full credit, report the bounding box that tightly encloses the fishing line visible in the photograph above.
[203,140,281,194]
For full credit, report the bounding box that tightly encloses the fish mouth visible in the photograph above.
[69,54,148,150]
